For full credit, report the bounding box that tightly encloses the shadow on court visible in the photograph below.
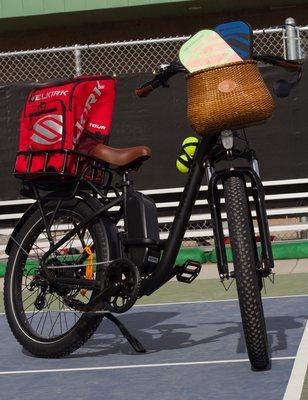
[44,310,307,359]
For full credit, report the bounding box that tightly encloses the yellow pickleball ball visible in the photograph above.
[176,154,190,174]
[182,136,199,157]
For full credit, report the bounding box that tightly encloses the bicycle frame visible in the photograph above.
[14,132,274,300]
[141,134,217,295]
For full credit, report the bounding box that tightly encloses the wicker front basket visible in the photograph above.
[186,60,275,135]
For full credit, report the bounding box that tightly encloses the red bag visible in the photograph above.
[15,75,116,178]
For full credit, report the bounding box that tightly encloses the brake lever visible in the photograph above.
[135,61,186,97]
[157,61,187,88]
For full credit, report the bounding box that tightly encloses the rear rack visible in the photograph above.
[14,149,108,185]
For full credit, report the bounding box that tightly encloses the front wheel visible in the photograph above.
[223,175,270,370]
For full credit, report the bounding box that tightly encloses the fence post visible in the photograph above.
[74,44,82,76]
[285,17,299,60]
[300,216,308,239]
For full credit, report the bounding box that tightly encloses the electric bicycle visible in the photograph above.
[3,54,302,370]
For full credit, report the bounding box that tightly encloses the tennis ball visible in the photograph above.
[176,154,191,174]
[182,137,199,157]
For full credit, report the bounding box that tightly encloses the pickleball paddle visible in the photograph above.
[214,21,253,60]
[179,29,242,73]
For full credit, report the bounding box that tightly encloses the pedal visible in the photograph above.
[176,260,202,283]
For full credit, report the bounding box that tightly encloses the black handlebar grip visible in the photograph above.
[135,84,154,98]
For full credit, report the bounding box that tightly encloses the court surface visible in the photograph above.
[0,295,307,400]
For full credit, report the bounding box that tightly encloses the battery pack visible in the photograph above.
[126,191,160,274]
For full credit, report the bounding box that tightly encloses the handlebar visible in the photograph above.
[135,61,186,98]
[253,54,303,72]
[135,55,303,98]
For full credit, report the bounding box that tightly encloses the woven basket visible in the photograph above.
[186,60,275,135]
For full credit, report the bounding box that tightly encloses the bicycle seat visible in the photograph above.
[90,144,151,169]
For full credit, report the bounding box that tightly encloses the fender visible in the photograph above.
[6,192,121,260]
[6,202,39,256]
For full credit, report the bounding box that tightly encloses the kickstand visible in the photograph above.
[105,313,146,353]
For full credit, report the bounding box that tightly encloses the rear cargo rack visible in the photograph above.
[14,149,108,185]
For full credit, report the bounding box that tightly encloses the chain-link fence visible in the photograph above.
[0,18,306,83]
[298,26,308,57]
[164,216,308,248]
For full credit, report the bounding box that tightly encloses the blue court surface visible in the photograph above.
[0,295,307,400]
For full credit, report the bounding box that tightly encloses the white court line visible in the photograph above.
[0,356,295,376]
[0,294,308,315]
[283,320,308,400]
[135,294,308,308]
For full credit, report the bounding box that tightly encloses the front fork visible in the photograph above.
[207,162,274,280]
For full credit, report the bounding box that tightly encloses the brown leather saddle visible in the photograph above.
[90,143,151,171]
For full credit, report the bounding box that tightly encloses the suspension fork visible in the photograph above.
[245,168,274,273]
[207,167,274,279]
[207,168,229,279]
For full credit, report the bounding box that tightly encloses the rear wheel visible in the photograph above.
[4,199,109,358]
[223,175,270,370]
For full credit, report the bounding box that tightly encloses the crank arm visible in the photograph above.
[87,285,120,308]
[67,286,121,312]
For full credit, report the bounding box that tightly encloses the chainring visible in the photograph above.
[102,259,140,313]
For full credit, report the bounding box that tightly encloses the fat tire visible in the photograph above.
[4,199,108,358]
[223,175,270,370]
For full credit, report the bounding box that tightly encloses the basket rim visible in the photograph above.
[186,59,257,79]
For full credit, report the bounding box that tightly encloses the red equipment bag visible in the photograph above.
[15,75,116,179]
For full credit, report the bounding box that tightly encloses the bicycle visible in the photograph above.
[3,53,302,371]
